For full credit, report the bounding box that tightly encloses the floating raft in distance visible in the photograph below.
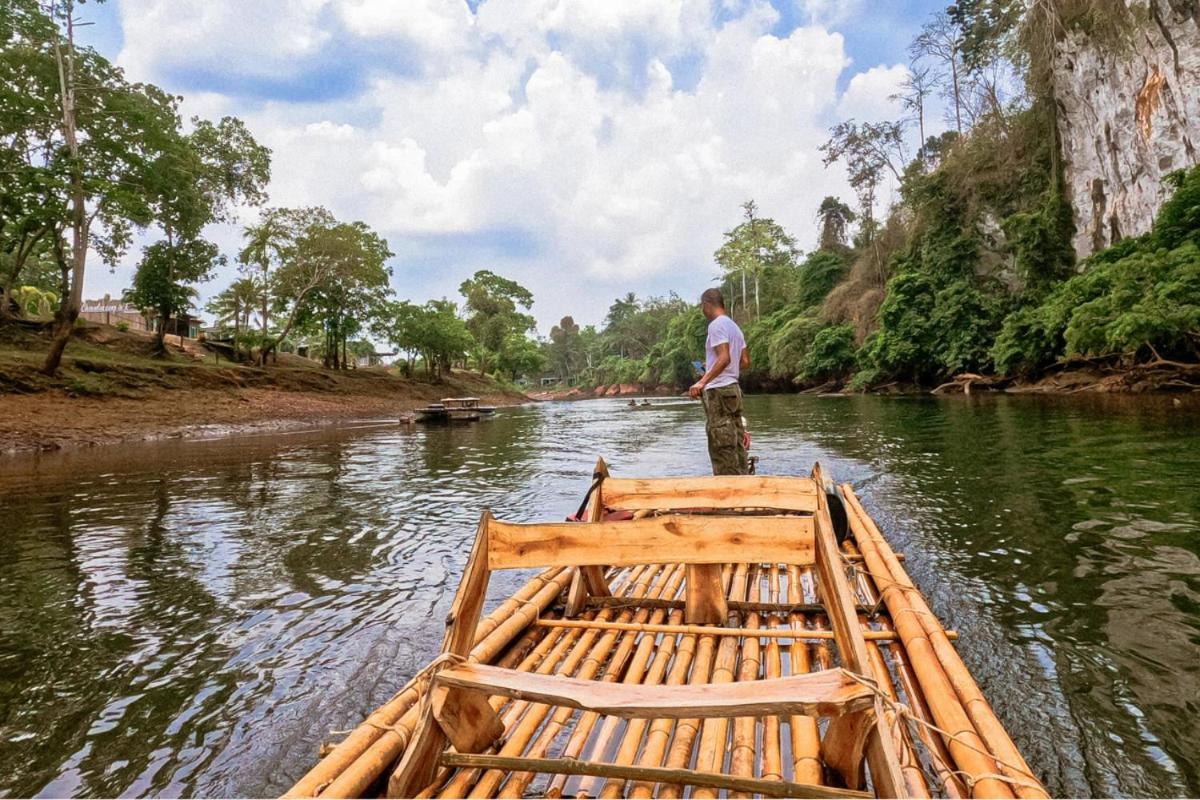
[287,462,1047,799]
[414,397,497,424]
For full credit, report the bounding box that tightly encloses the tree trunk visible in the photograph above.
[42,3,87,377]
[951,58,962,134]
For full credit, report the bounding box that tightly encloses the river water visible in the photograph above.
[1,395,1197,798]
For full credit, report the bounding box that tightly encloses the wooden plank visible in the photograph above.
[602,475,819,512]
[487,514,814,570]
[435,663,874,719]
[430,685,504,754]
[810,464,908,799]
[387,510,495,798]
[685,564,727,624]
[438,753,871,800]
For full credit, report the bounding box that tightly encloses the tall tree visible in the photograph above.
[277,216,393,368]
[815,196,856,251]
[459,269,535,375]
[714,202,800,322]
[548,315,583,383]
[891,64,936,163]
[3,0,185,373]
[911,11,967,134]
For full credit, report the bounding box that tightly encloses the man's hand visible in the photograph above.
[688,381,705,398]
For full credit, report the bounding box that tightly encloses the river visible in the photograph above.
[1,395,1197,798]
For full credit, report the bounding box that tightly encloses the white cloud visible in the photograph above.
[336,0,475,54]
[794,0,864,27]
[836,63,910,123]
[96,0,886,330]
[117,0,333,80]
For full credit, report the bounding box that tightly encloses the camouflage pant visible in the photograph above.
[703,384,748,476]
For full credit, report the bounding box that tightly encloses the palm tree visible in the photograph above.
[206,277,259,359]
[238,208,293,345]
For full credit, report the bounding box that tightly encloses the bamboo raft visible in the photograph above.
[286,461,1047,799]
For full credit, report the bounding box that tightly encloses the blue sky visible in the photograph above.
[81,0,949,331]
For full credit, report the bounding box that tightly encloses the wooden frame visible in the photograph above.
[436,663,875,719]
[488,514,816,570]
[602,475,820,512]
[811,464,908,798]
[388,510,502,798]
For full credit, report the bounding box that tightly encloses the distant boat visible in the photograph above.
[415,397,488,423]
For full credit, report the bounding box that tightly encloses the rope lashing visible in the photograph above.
[838,668,1045,794]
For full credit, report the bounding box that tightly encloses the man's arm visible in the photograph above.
[689,342,730,398]
[740,347,750,371]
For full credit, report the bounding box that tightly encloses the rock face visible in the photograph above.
[1054,0,1200,258]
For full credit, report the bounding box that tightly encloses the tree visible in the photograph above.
[891,63,936,163]
[285,219,393,369]
[496,333,543,382]
[459,270,535,375]
[3,0,187,373]
[815,196,856,251]
[205,277,259,359]
[124,239,225,350]
[240,206,301,349]
[821,120,908,283]
[548,315,583,383]
[911,11,967,134]
[389,299,474,381]
[132,117,269,353]
[714,202,800,322]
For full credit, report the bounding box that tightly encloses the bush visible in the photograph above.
[799,324,856,382]
[115,321,130,333]
[992,165,1200,374]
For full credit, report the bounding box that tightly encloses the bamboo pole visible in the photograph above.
[839,487,1023,799]
[843,540,931,799]
[541,566,686,797]
[287,566,573,799]
[625,601,709,799]
[569,568,688,798]
[786,565,822,786]
[468,565,674,799]
[597,602,687,799]
[656,564,748,800]
[531,618,949,641]
[728,566,764,798]
[689,563,754,800]
[884,618,968,799]
[761,564,784,786]
[849,487,1046,799]
[512,566,686,799]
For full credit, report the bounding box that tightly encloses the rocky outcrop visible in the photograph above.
[1054,0,1200,257]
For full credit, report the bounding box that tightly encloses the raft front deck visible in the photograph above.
[287,462,1046,799]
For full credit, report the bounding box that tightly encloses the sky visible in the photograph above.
[78,0,949,333]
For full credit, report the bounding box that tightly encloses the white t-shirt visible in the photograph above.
[704,314,745,389]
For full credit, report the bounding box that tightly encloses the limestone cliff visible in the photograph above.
[1054,0,1200,257]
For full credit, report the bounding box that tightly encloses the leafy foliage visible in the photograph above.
[993,166,1200,374]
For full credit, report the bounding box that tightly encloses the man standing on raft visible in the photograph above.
[689,288,750,475]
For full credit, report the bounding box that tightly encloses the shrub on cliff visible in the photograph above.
[993,166,1200,374]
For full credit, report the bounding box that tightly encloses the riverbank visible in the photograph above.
[0,323,529,455]
[532,360,1200,401]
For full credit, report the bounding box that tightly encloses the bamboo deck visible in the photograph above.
[286,462,1046,799]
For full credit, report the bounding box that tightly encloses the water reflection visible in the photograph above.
[0,397,1197,797]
